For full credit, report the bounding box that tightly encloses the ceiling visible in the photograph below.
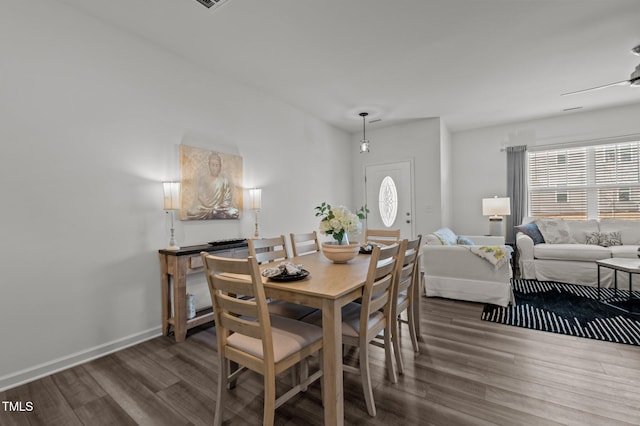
[56,0,640,133]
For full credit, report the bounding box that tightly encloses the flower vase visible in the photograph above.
[321,235,360,263]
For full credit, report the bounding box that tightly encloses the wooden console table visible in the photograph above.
[158,240,249,342]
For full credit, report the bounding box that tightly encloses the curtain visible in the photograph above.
[506,145,527,244]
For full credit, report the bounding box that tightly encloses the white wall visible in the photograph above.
[0,0,352,390]
[452,102,640,236]
[350,118,443,238]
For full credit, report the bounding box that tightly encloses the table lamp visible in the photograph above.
[163,181,180,250]
[482,196,511,237]
[249,188,262,238]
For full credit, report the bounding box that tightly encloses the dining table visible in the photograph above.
[260,251,371,426]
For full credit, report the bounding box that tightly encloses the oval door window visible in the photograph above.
[378,176,398,227]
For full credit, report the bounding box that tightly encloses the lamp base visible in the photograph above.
[488,217,503,236]
[165,245,180,251]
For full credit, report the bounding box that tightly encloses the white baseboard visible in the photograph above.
[0,327,162,392]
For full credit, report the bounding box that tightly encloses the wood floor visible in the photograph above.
[2,296,640,426]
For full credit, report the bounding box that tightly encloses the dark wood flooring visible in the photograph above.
[2,295,640,425]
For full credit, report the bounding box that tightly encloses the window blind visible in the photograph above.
[527,141,640,219]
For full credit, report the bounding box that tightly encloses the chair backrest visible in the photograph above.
[360,243,401,330]
[248,235,289,264]
[393,235,422,306]
[201,253,275,365]
[365,228,401,246]
[290,231,320,257]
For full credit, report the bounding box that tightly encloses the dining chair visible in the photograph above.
[290,231,320,257]
[248,235,289,264]
[248,235,317,320]
[341,243,400,417]
[364,228,401,245]
[390,235,422,375]
[201,253,324,426]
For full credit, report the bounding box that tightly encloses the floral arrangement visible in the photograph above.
[314,202,367,244]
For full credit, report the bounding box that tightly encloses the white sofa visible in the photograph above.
[421,228,514,307]
[516,217,640,289]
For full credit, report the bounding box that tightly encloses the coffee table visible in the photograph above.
[596,258,640,315]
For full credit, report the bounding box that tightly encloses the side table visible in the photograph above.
[596,258,640,315]
[159,240,249,342]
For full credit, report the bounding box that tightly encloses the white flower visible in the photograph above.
[315,203,362,242]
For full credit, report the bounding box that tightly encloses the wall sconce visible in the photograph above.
[482,196,511,237]
[249,188,262,238]
[163,182,180,250]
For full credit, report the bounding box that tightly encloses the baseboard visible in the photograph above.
[0,326,162,392]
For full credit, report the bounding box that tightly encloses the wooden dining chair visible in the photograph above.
[364,228,401,245]
[340,243,400,417]
[290,231,320,257]
[390,235,422,375]
[201,253,324,426]
[248,235,289,264]
[248,235,317,320]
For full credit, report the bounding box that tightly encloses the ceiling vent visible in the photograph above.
[194,0,229,9]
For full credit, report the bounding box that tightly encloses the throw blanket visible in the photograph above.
[466,245,512,270]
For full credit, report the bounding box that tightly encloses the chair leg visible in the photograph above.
[359,343,376,417]
[384,323,398,384]
[392,314,404,375]
[214,356,227,426]
[290,365,299,388]
[407,301,419,353]
[263,374,276,426]
[300,358,309,392]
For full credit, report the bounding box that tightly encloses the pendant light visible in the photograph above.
[359,112,370,153]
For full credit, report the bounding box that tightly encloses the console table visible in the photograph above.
[158,239,249,342]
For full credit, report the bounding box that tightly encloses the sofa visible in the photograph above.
[421,228,514,307]
[516,217,640,289]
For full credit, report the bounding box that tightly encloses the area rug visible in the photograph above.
[482,279,640,346]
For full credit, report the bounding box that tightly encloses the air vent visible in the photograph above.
[194,0,228,9]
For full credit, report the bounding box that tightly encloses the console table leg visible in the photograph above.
[173,256,189,342]
[160,254,171,336]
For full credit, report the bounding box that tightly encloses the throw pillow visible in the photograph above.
[535,219,571,244]
[585,231,600,245]
[515,222,545,245]
[433,228,457,245]
[456,236,475,245]
[598,231,622,247]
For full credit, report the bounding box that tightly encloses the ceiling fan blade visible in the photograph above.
[561,80,630,96]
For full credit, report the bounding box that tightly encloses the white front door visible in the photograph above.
[364,161,414,238]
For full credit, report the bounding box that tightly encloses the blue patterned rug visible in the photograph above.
[482,279,640,346]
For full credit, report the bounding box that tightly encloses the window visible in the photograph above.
[378,176,398,227]
[528,141,640,219]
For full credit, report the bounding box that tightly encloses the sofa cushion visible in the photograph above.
[456,236,475,245]
[598,231,622,247]
[566,219,599,244]
[433,228,457,245]
[515,222,545,245]
[608,245,640,259]
[599,219,640,245]
[533,243,611,261]
[535,219,571,244]
[585,231,600,245]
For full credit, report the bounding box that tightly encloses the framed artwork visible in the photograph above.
[179,144,243,220]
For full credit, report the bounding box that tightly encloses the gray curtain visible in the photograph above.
[506,145,527,244]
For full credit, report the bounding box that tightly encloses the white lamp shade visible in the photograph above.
[163,182,181,210]
[482,196,511,216]
[249,188,262,210]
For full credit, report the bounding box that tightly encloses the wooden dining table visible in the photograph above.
[260,251,371,426]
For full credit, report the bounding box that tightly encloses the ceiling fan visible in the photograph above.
[561,44,640,96]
